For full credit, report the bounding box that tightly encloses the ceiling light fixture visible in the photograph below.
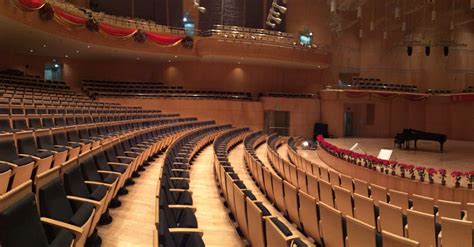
[76,50,80,54]
[43,44,47,48]
[266,0,287,28]
[65,54,69,58]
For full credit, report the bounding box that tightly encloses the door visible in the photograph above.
[264,110,290,136]
[344,111,353,137]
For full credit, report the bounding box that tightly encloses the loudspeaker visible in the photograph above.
[425,46,431,56]
[407,46,413,56]
[314,123,329,139]
[443,46,449,56]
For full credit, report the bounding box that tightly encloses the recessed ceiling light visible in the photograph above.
[43,44,47,48]
[136,57,140,60]
[87,45,91,48]
[29,49,34,53]
[76,50,80,54]
[65,54,69,58]
[168,60,172,63]
[174,55,178,58]
[237,61,241,65]
[317,65,321,68]
[52,59,56,62]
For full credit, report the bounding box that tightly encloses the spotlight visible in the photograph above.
[270,8,280,17]
[54,64,59,68]
[272,2,287,13]
[266,21,276,28]
[425,46,430,56]
[268,15,282,24]
[443,46,449,56]
[407,46,413,56]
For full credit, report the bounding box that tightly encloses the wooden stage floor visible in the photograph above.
[301,138,474,174]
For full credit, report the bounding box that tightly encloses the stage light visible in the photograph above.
[357,6,362,18]
[270,8,280,17]
[266,21,276,28]
[443,46,449,56]
[272,2,287,13]
[359,29,363,38]
[431,10,436,21]
[402,22,406,32]
[370,21,375,31]
[383,31,388,40]
[269,15,282,24]
[330,0,336,13]
[197,6,206,13]
[407,46,413,56]
[54,64,59,68]
[395,7,400,18]
[425,46,430,56]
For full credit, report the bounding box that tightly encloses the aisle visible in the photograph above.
[229,144,315,246]
[99,156,164,246]
[189,146,245,247]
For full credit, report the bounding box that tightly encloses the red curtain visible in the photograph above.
[146,32,184,46]
[450,94,474,103]
[17,0,44,9]
[53,7,87,27]
[99,23,137,39]
[404,94,429,101]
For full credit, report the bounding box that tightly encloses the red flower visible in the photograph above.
[451,171,463,178]
[416,166,426,171]
[438,168,446,175]
[427,168,438,175]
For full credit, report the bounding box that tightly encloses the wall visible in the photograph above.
[320,90,474,141]
[97,96,321,138]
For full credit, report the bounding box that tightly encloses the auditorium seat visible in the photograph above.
[411,194,435,215]
[262,168,274,203]
[307,173,320,200]
[246,199,271,247]
[298,190,322,245]
[35,128,69,168]
[0,133,35,191]
[0,164,12,195]
[353,193,376,227]
[319,201,345,247]
[382,231,419,247]
[265,217,305,246]
[345,215,380,247]
[389,189,410,214]
[157,209,205,247]
[272,173,286,212]
[334,185,354,217]
[436,199,463,221]
[329,170,341,187]
[52,127,82,161]
[438,217,472,247]
[65,126,92,154]
[340,174,354,193]
[378,201,405,236]
[0,181,75,247]
[319,179,335,207]
[297,168,308,193]
[35,167,97,246]
[283,180,301,228]
[15,130,54,176]
[370,184,388,206]
[405,209,437,247]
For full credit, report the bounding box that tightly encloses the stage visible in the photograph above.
[300,138,474,176]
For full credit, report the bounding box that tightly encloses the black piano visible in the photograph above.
[394,128,447,152]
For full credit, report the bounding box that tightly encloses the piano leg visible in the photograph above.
[414,140,417,150]
[440,142,444,152]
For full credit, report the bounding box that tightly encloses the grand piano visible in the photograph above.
[394,128,447,152]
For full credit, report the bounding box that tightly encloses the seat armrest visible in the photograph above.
[170,177,190,181]
[169,188,192,194]
[66,195,101,206]
[172,169,189,173]
[0,160,17,168]
[97,170,122,176]
[54,145,72,150]
[168,228,203,236]
[40,217,84,236]
[107,162,130,167]
[38,148,57,153]
[168,205,197,213]
[124,151,140,155]
[116,156,134,160]
[85,180,113,188]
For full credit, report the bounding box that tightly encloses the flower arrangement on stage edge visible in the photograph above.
[427,168,437,184]
[464,171,474,189]
[416,166,426,182]
[407,165,416,179]
[451,171,463,187]
[39,3,54,21]
[389,161,398,175]
[439,168,447,185]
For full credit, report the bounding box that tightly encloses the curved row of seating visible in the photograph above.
[213,128,308,247]
[272,135,474,247]
[0,117,203,247]
[243,131,313,246]
[155,122,232,247]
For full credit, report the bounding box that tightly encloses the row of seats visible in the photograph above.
[258,92,315,99]
[463,86,474,93]
[0,74,69,90]
[156,122,231,247]
[0,116,196,195]
[215,129,308,247]
[350,77,418,92]
[81,79,254,101]
[275,135,474,247]
[0,118,204,247]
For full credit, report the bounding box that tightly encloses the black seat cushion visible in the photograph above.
[234,180,246,189]
[0,193,50,247]
[12,156,34,166]
[69,203,94,227]
[89,185,107,201]
[49,229,74,247]
[270,217,292,236]
[243,190,257,201]
[291,239,308,247]
[103,174,118,184]
[35,150,54,159]
[66,142,81,148]
[0,163,11,173]
[52,146,68,152]
[255,202,271,216]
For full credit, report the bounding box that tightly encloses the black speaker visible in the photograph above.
[314,123,329,139]
[443,46,449,56]
[425,46,431,56]
[407,46,413,56]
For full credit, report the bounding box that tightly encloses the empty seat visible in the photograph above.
[319,179,335,207]
[353,193,376,227]
[436,199,463,221]
[438,217,472,247]
[0,181,75,247]
[247,199,271,247]
[35,129,69,168]
[370,184,388,206]
[0,133,35,191]
[378,201,405,236]
[353,178,369,197]
[15,131,54,176]
[319,201,345,247]
[298,191,321,245]
[345,215,379,247]
[406,209,437,247]
[389,189,410,214]
[265,217,302,246]
[334,185,353,217]
[283,180,301,228]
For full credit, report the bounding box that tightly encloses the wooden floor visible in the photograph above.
[189,146,245,247]
[99,156,164,247]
